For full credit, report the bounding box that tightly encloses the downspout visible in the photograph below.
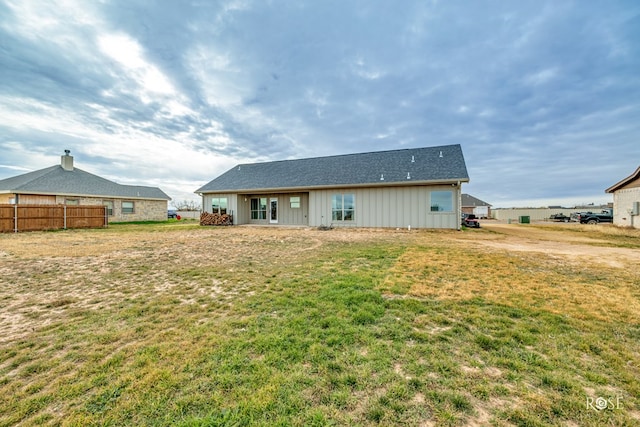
[457,181,461,231]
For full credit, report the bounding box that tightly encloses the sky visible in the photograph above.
[1,0,639,208]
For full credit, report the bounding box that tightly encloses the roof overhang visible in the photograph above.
[8,190,170,201]
[605,166,640,193]
[196,178,469,195]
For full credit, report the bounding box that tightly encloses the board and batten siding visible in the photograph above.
[202,193,239,223]
[235,193,309,225]
[276,193,309,225]
[309,186,460,229]
[202,193,309,225]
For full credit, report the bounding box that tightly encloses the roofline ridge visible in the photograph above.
[235,144,463,167]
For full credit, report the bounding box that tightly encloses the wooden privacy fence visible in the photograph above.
[0,204,108,233]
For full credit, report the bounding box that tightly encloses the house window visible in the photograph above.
[65,199,79,205]
[122,201,135,214]
[212,197,228,215]
[290,196,301,209]
[251,198,267,219]
[430,191,453,212]
[332,193,355,221]
[103,200,114,216]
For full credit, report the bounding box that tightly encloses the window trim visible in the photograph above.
[103,200,114,216]
[290,196,301,209]
[430,191,454,212]
[211,197,228,215]
[122,201,135,214]
[250,197,267,220]
[332,193,355,222]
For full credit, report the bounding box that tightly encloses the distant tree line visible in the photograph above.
[171,200,202,211]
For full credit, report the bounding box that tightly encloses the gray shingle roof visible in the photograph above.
[461,194,491,207]
[197,144,469,193]
[0,165,170,200]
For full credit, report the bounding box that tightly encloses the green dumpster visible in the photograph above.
[519,216,530,224]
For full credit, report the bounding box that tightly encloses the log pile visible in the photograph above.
[200,212,233,226]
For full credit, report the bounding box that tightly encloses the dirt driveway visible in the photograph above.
[459,222,640,268]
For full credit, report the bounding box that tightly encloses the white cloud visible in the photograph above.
[187,45,249,107]
[98,33,177,96]
[1,0,638,206]
[523,67,559,86]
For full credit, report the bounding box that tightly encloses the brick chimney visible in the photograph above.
[61,149,73,171]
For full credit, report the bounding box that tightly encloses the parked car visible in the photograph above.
[462,213,480,228]
[572,209,613,224]
[168,210,180,219]
[550,213,571,222]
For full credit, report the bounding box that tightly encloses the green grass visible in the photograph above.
[0,225,639,426]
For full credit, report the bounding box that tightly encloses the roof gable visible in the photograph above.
[197,144,469,193]
[461,194,491,207]
[606,166,640,193]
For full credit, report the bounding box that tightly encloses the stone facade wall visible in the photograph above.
[51,196,167,222]
[6,194,168,222]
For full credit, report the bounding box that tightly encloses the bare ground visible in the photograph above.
[1,222,640,426]
[463,222,640,268]
[1,222,639,345]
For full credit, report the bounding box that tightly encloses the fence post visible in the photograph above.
[63,205,67,230]
[14,204,17,233]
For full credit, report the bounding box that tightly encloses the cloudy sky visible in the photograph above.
[1,0,639,208]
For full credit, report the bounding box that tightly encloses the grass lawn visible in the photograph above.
[0,221,639,426]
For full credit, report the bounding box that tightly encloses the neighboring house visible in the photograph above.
[605,166,640,229]
[461,194,492,218]
[196,144,470,229]
[0,150,171,222]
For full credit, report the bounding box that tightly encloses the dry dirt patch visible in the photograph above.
[3,223,639,344]
[0,225,412,345]
[384,223,640,323]
[461,223,640,268]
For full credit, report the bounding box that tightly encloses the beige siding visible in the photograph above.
[612,188,640,228]
[309,186,459,229]
[279,193,309,225]
[202,186,461,229]
[230,193,309,225]
[202,194,239,223]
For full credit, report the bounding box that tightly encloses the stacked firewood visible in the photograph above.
[200,212,232,226]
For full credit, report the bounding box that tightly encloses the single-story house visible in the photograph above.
[461,194,492,219]
[196,144,469,229]
[0,150,171,222]
[605,166,640,228]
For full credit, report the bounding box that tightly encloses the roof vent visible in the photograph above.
[411,155,415,163]
[439,151,443,158]
[407,172,411,180]
[380,174,384,181]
